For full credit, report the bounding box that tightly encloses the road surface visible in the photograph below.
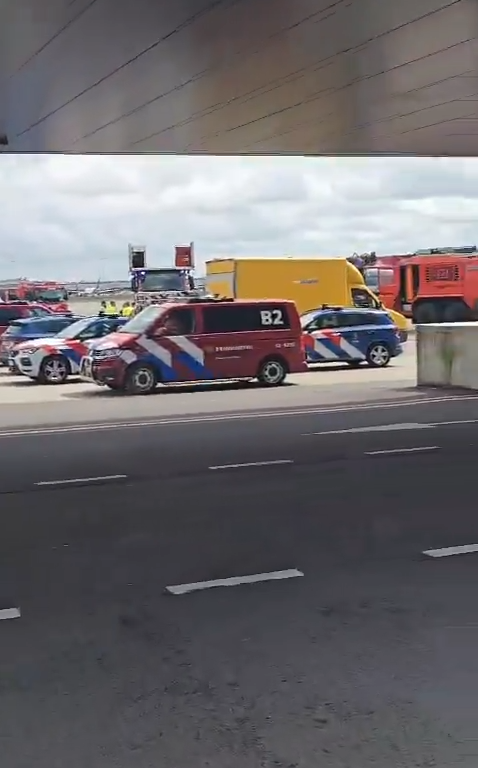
[1,402,478,767]
[0,343,461,430]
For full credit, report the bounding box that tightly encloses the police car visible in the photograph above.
[301,306,402,368]
[14,315,128,384]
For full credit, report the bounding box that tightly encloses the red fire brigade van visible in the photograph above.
[80,297,307,394]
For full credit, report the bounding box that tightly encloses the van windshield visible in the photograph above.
[118,305,167,334]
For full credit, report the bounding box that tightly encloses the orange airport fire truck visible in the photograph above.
[363,246,478,323]
[0,280,69,313]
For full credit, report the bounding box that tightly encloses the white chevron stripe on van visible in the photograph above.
[173,335,204,364]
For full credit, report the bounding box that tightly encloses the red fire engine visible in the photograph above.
[363,246,478,323]
[0,280,69,313]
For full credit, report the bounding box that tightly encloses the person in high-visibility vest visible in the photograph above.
[105,300,117,316]
[120,301,134,317]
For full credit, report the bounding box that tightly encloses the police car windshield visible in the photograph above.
[56,317,92,338]
[300,311,319,328]
[118,305,167,334]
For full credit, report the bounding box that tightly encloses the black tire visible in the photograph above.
[37,354,71,384]
[366,342,391,368]
[124,363,157,395]
[443,301,469,322]
[257,357,287,386]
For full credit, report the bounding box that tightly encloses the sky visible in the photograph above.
[1,154,477,281]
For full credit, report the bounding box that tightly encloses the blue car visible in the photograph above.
[1,315,83,370]
[301,306,403,368]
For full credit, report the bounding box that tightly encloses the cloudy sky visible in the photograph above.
[0,154,476,281]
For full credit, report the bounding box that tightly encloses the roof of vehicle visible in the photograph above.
[304,305,389,314]
[146,296,298,307]
[9,315,83,327]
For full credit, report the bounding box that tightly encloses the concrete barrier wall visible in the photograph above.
[417,322,478,389]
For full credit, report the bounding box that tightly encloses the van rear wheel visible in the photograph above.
[257,358,287,386]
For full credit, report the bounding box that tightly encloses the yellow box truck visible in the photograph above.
[205,257,409,334]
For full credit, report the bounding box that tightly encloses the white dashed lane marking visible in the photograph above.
[365,446,439,456]
[209,460,293,470]
[166,568,304,595]
[35,474,127,486]
[0,608,20,620]
[423,544,478,558]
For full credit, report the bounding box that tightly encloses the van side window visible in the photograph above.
[157,308,195,335]
[168,307,196,336]
[202,304,290,333]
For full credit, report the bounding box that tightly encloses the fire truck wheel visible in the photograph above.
[366,343,391,368]
[257,357,287,386]
[443,301,468,322]
[124,363,157,395]
[413,303,438,324]
[38,354,71,384]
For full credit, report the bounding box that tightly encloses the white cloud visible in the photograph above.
[0,154,477,280]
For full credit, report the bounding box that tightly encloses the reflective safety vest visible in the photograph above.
[105,304,117,315]
[121,306,133,317]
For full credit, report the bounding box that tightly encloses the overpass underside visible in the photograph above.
[0,0,476,155]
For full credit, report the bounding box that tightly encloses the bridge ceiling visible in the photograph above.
[0,0,476,154]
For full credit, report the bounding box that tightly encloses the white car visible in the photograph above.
[14,315,127,383]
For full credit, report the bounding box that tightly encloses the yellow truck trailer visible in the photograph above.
[205,257,408,333]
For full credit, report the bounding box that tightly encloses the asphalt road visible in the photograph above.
[1,406,478,766]
[0,344,420,427]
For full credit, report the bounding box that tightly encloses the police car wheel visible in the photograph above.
[366,343,391,368]
[257,358,287,386]
[125,363,157,395]
[38,355,70,384]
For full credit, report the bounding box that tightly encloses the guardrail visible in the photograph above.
[417,322,478,389]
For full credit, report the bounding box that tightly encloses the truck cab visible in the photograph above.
[131,268,196,310]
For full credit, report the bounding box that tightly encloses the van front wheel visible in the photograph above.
[124,363,157,395]
[257,358,287,386]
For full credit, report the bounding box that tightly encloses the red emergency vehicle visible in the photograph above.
[0,281,69,313]
[80,297,307,394]
[0,302,54,337]
[363,246,478,323]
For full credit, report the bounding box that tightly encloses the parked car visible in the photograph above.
[14,314,129,384]
[2,315,83,371]
[301,305,403,368]
[0,301,56,337]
